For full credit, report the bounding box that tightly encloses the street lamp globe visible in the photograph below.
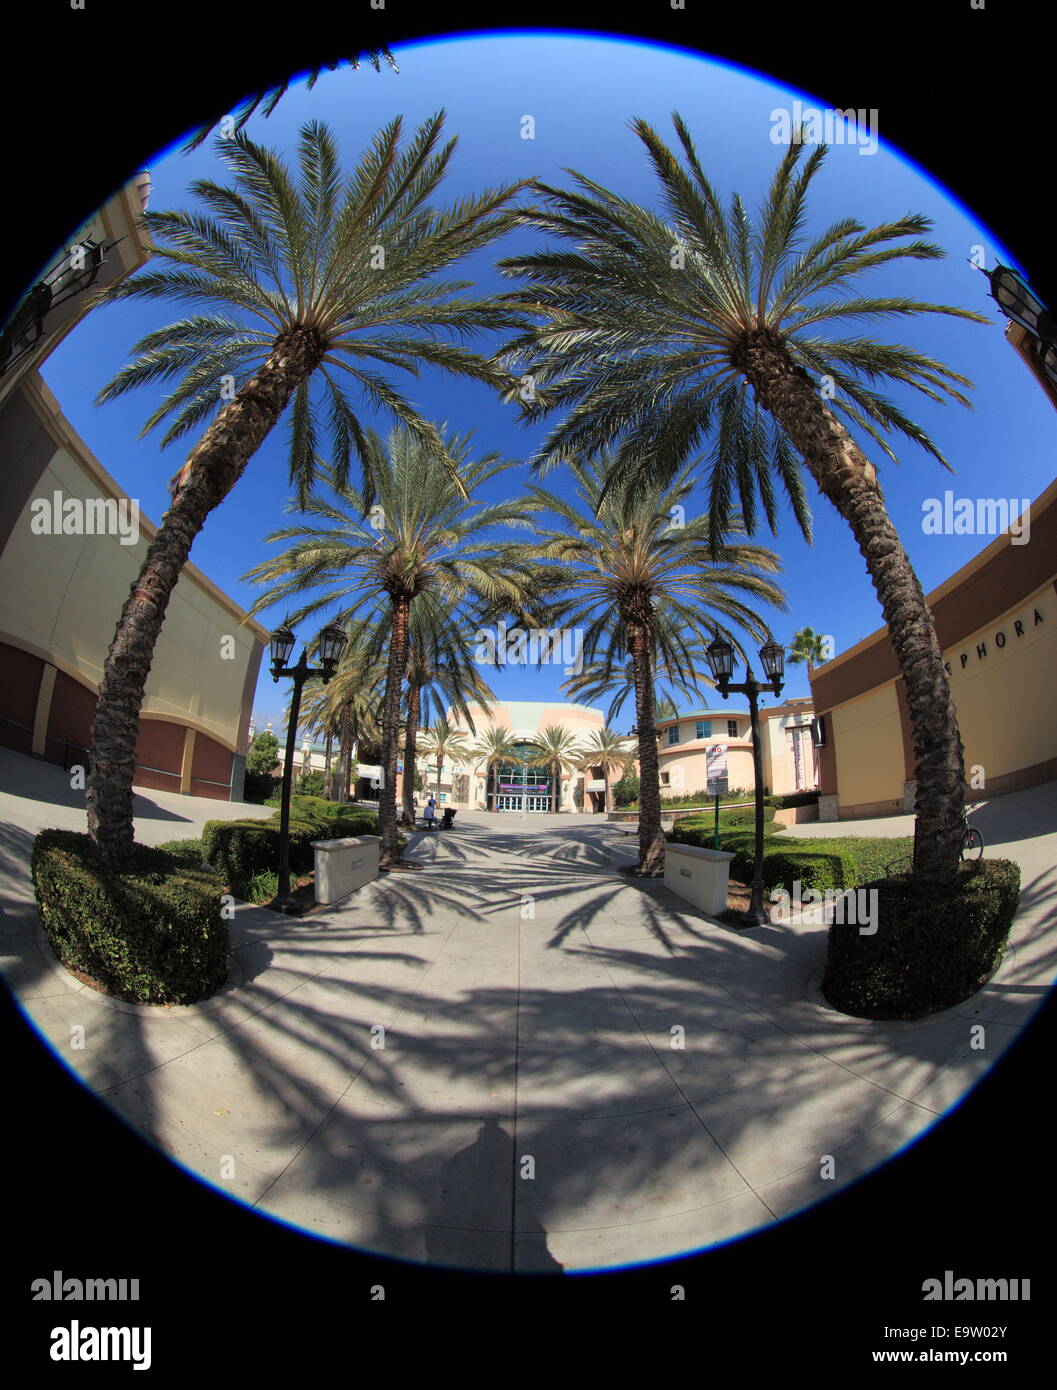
[317,622,348,678]
[269,625,295,679]
[705,636,734,686]
[759,640,785,685]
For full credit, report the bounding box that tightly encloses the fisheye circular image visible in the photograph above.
[2,30,1054,1276]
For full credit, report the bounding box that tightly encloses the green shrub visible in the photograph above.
[772,790,821,810]
[296,770,327,797]
[667,822,896,896]
[823,859,1021,1019]
[31,830,228,1005]
[202,808,379,894]
[154,838,207,867]
[242,770,278,804]
[202,818,282,892]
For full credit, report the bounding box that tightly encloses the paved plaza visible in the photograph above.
[2,747,1056,1271]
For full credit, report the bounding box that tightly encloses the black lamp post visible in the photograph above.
[705,636,785,925]
[268,622,347,914]
[987,264,1057,396]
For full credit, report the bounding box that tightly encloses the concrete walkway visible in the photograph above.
[3,753,1056,1272]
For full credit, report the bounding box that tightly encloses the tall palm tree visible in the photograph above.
[513,457,786,873]
[396,594,494,825]
[497,118,989,889]
[528,724,583,813]
[82,115,529,866]
[244,428,538,864]
[419,715,472,806]
[787,625,829,673]
[576,727,637,813]
[470,726,524,812]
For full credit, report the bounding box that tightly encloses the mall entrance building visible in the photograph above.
[490,746,554,812]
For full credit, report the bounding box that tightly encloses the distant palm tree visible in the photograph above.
[296,623,384,800]
[497,116,988,888]
[419,715,472,806]
[528,724,583,813]
[576,728,637,813]
[83,114,528,866]
[470,726,523,812]
[244,428,538,864]
[352,590,494,825]
[514,457,786,873]
[787,626,830,672]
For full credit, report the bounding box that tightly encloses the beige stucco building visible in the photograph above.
[653,697,818,800]
[809,476,1057,820]
[0,175,269,801]
[0,372,269,799]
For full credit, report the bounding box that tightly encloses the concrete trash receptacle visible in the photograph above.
[311,835,380,905]
[664,842,735,916]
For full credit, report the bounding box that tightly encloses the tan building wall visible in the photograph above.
[0,373,268,799]
[810,474,1057,818]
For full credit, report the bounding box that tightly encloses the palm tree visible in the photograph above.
[528,724,583,813]
[82,115,529,866]
[513,457,786,873]
[576,727,637,813]
[497,118,989,889]
[419,715,472,806]
[787,625,829,673]
[243,428,538,865]
[397,594,494,825]
[470,726,524,812]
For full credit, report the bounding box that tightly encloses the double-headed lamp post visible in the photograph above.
[705,636,786,925]
[268,622,348,914]
[986,264,1057,399]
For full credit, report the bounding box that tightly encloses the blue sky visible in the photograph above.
[39,32,1057,734]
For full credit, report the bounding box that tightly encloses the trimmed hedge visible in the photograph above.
[771,790,820,810]
[201,808,379,895]
[31,830,228,1005]
[154,838,206,866]
[823,859,1021,1019]
[667,820,913,895]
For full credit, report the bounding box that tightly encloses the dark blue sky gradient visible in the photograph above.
[39,33,1057,731]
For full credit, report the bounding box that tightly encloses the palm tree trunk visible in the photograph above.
[627,605,665,874]
[335,704,351,801]
[378,593,411,866]
[603,767,611,814]
[735,328,964,889]
[324,729,333,789]
[86,328,324,867]
[401,687,419,827]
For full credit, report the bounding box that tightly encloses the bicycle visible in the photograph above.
[960,804,983,861]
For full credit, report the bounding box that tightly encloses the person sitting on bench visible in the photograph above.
[422,796,437,830]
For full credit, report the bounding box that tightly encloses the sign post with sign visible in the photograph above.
[706,745,729,849]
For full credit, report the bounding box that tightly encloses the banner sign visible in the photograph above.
[706,744,729,795]
[498,781,549,793]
